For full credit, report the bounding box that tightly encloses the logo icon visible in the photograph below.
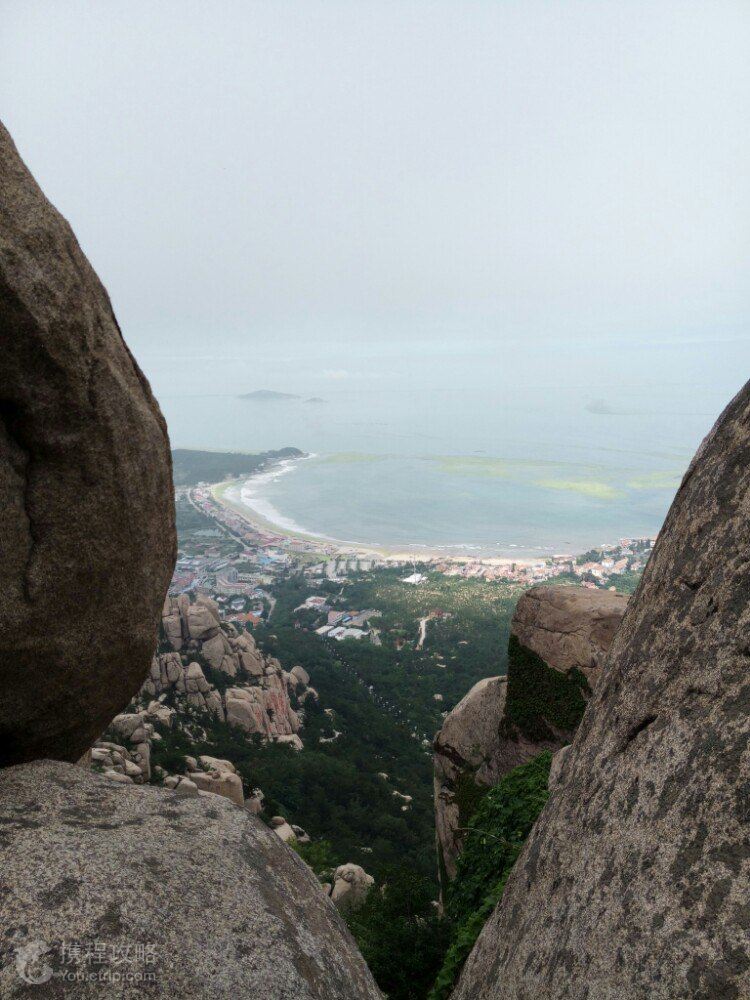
[15,940,53,985]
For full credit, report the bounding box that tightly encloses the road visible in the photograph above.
[416,616,429,650]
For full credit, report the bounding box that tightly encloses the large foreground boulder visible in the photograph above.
[454,381,750,999]
[0,122,176,765]
[0,761,381,998]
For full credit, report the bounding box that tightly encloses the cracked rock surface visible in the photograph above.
[0,121,176,764]
[454,380,750,1000]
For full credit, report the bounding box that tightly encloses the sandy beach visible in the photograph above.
[210,474,541,566]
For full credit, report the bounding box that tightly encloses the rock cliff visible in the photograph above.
[0,121,176,765]
[434,586,627,887]
[453,380,750,999]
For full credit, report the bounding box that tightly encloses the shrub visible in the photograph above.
[429,752,553,999]
[347,869,451,1000]
[502,635,589,741]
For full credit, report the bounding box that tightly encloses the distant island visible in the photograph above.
[172,447,305,487]
[305,397,326,404]
[585,399,618,415]
[238,390,300,402]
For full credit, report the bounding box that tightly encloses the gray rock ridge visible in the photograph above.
[453,380,750,1000]
[0,760,382,999]
[0,121,176,765]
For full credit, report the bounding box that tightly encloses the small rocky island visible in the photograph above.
[238,389,301,401]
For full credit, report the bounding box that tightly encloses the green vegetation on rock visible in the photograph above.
[429,752,553,999]
[502,635,589,742]
[453,769,489,830]
[171,447,303,487]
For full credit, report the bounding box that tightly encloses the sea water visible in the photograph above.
[149,339,746,556]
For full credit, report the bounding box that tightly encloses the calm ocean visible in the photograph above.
[150,341,745,556]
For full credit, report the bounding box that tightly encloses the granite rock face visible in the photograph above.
[434,677,533,884]
[148,597,310,741]
[454,381,750,1000]
[434,586,627,888]
[0,122,176,765]
[511,585,629,684]
[0,761,381,999]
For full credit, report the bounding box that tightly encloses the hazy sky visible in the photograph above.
[2,1,749,397]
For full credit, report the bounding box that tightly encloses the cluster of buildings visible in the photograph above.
[288,596,381,642]
[291,596,383,642]
[172,480,656,622]
[436,538,655,587]
[169,491,286,622]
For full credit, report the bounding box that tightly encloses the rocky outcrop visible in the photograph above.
[435,677,518,884]
[511,585,628,683]
[185,771,244,807]
[0,121,176,766]
[434,586,627,888]
[162,595,265,675]
[330,864,375,913]
[92,741,150,784]
[0,760,381,998]
[91,603,311,799]
[146,656,225,719]
[454,381,750,999]
[149,597,308,740]
[269,815,298,843]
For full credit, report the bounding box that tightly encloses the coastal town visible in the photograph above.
[170,473,655,635]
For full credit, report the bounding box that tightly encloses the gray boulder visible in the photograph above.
[0,121,176,765]
[453,381,750,999]
[330,864,375,913]
[511,584,628,683]
[0,760,381,998]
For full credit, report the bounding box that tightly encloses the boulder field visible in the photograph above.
[453,380,750,999]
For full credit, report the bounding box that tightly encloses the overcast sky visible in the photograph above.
[2,1,748,396]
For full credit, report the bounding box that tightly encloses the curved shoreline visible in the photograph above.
[210,464,545,565]
[208,455,657,564]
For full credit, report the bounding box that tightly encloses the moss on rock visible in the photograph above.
[502,634,589,742]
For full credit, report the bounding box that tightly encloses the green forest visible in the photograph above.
[155,517,642,998]
[171,447,303,486]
